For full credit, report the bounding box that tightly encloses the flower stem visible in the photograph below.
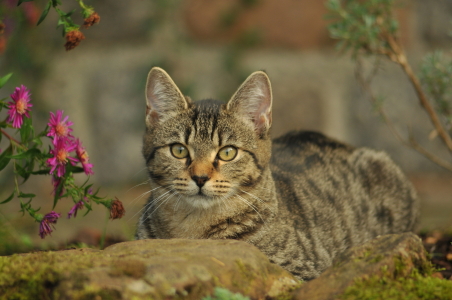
[1,128,21,145]
[99,210,109,250]
[77,0,88,10]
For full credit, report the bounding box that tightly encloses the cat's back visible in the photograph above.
[270,130,418,241]
[271,130,354,167]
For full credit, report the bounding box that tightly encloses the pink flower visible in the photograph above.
[39,211,61,238]
[68,189,92,219]
[47,139,78,177]
[7,85,32,129]
[47,110,74,144]
[75,139,94,175]
[67,200,84,219]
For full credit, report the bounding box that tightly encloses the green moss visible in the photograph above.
[0,249,132,299]
[0,254,62,299]
[341,254,451,300]
[201,287,250,300]
[273,280,304,300]
[369,253,384,264]
[341,270,452,300]
[231,259,258,292]
[234,259,256,282]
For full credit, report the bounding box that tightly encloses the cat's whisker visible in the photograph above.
[126,190,153,222]
[173,194,184,212]
[127,185,164,212]
[128,185,170,222]
[131,167,149,178]
[126,179,151,193]
[141,189,178,224]
[235,194,266,225]
[240,189,277,213]
[219,194,232,213]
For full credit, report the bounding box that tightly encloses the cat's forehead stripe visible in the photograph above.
[190,102,222,144]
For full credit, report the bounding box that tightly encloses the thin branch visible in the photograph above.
[408,135,452,171]
[1,128,21,145]
[355,59,452,172]
[385,35,452,153]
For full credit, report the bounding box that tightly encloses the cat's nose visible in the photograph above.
[192,175,210,187]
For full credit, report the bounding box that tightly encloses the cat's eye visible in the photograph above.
[171,144,189,159]
[218,146,238,161]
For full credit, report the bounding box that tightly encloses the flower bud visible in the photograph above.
[64,29,85,51]
[109,198,125,220]
[83,12,100,28]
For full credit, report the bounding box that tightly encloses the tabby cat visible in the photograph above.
[136,67,419,281]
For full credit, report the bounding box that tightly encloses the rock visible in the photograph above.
[292,232,431,300]
[0,239,298,300]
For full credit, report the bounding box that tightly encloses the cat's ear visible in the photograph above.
[227,71,273,135]
[145,67,190,126]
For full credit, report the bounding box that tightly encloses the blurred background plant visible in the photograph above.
[327,0,452,171]
[0,0,120,253]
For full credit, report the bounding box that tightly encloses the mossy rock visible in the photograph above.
[0,239,297,300]
[292,232,452,300]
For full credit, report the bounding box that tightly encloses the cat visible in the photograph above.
[135,67,419,281]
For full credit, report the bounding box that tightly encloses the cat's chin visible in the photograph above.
[185,195,222,210]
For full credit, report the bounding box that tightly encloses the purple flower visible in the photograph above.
[47,138,78,178]
[47,110,74,144]
[39,211,61,239]
[75,139,94,175]
[7,85,32,129]
[67,200,85,219]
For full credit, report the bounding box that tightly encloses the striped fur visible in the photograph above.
[136,68,419,281]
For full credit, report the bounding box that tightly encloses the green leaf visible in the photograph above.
[37,1,52,25]
[31,136,43,146]
[17,0,34,6]
[31,168,51,175]
[15,163,30,182]
[84,184,93,195]
[0,192,14,204]
[18,192,36,198]
[0,145,12,171]
[65,9,76,17]
[53,177,65,209]
[8,148,41,160]
[66,165,84,173]
[0,73,12,89]
[20,115,34,143]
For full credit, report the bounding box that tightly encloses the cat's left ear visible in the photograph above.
[145,67,190,126]
[227,71,273,135]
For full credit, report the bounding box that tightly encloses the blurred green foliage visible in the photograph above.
[420,52,452,130]
[326,0,398,57]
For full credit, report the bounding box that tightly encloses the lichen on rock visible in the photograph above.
[0,239,297,300]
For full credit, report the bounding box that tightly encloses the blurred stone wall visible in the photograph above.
[2,0,452,186]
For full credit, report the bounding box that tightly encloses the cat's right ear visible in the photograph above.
[145,67,190,126]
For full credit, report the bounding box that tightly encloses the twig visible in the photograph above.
[408,135,452,171]
[355,59,452,172]
[385,35,452,153]
[1,128,21,145]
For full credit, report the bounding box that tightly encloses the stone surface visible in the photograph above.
[292,232,431,300]
[0,239,298,300]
